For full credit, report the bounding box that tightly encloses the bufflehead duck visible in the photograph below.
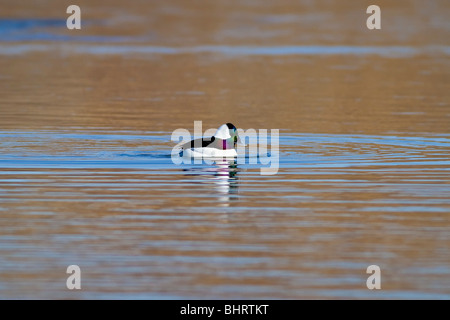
[180,123,243,158]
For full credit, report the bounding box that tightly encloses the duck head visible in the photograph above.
[214,123,244,148]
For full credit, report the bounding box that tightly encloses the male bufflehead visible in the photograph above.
[180,123,243,158]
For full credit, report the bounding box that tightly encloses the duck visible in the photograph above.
[180,123,243,158]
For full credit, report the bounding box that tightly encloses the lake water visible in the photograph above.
[0,0,449,299]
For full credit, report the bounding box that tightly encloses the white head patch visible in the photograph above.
[214,124,232,139]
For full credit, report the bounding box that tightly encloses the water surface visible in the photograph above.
[0,0,449,299]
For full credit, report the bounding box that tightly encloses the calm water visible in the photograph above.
[0,0,449,299]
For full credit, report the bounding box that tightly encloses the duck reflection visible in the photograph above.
[183,159,239,207]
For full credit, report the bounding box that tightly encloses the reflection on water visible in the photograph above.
[183,160,239,208]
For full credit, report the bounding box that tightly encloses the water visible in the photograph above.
[0,0,450,299]
[1,131,449,299]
